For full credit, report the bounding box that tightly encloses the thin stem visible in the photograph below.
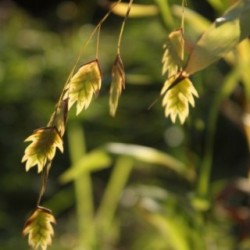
[197,100,219,198]
[117,0,134,54]
[36,162,51,206]
[181,0,186,32]
[58,0,123,104]
[96,25,101,59]
[71,0,122,72]
[197,70,241,201]
[38,2,122,209]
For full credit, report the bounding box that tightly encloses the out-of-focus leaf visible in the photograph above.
[125,73,153,85]
[64,59,102,115]
[23,206,56,250]
[162,29,184,77]
[154,0,175,28]
[110,1,159,17]
[220,69,240,99]
[191,196,211,211]
[237,40,250,100]
[22,127,63,173]
[105,143,194,180]
[185,0,250,75]
[47,100,68,137]
[109,54,125,116]
[123,185,168,208]
[161,75,199,124]
[143,212,189,250]
[232,40,250,149]
[60,150,111,183]
[94,157,133,235]
[208,0,232,12]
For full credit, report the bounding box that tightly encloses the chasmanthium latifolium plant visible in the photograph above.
[22,1,130,249]
[22,0,250,248]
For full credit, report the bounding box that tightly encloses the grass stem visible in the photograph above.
[68,122,94,249]
[95,156,134,241]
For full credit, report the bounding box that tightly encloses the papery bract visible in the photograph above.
[64,60,102,115]
[22,127,63,173]
[23,207,56,250]
[161,75,198,124]
[109,54,125,116]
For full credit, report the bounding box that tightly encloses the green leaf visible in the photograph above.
[185,0,250,75]
[109,54,125,117]
[162,29,184,77]
[154,0,175,28]
[161,75,199,124]
[208,0,231,12]
[143,212,190,250]
[109,1,159,17]
[105,143,193,180]
[23,206,56,250]
[237,40,250,100]
[60,150,111,183]
[95,157,133,236]
[64,59,102,115]
[22,127,63,173]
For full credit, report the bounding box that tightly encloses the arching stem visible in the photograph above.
[117,0,134,54]
[36,162,51,206]
[96,25,101,59]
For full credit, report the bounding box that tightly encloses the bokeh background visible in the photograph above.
[1,0,250,249]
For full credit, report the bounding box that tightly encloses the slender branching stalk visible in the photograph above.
[96,25,101,59]
[22,2,130,249]
[37,163,51,206]
[63,0,123,90]
[117,0,134,54]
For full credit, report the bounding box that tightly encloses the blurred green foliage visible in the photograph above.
[1,0,250,249]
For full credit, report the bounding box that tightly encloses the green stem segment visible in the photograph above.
[196,71,239,209]
[196,96,219,210]
[96,25,101,59]
[95,157,134,241]
[154,0,175,29]
[68,122,94,249]
[117,0,134,54]
[37,162,51,206]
